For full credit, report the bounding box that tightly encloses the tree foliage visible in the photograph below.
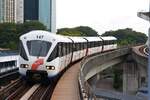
[102,28,148,46]
[57,28,82,36]
[0,21,46,50]
[57,26,98,36]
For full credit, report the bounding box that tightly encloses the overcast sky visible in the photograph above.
[56,0,149,35]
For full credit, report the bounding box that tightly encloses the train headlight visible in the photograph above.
[20,64,29,68]
[46,66,55,70]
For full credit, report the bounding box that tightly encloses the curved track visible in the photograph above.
[139,46,148,56]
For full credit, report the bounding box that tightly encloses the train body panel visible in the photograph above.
[19,30,117,80]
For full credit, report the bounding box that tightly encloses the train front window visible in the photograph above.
[27,40,51,57]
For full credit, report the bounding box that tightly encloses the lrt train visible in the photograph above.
[19,30,117,80]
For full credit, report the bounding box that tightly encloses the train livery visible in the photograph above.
[19,30,117,80]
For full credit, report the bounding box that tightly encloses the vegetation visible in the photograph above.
[57,26,98,36]
[112,68,123,90]
[0,21,46,50]
[0,23,147,50]
[102,28,148,46]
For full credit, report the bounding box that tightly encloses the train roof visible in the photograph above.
[20,30,71,42]
[69,37,87,43]
[20,30,117,43]
[101,36,117,40]
[84,37,102,42]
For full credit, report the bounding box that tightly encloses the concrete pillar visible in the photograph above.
[123,61,139,94]
[137,64,147,87]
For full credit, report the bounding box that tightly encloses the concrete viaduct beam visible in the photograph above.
[81,47,130,81]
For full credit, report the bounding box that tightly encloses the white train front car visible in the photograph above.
[19,30,64,80]
[19,30,117,81]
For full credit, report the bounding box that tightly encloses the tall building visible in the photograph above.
[39,0,56,32]
[0,0,23,23]
[0,0,5,23]
[24,0,39,21]
[24,0,56,33]
[15,0,24,23]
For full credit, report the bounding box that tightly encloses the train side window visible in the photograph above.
[93,42,95,47]
[68,43,70,54]
[79,43,81,50]
[94,42,96,47]
[104,41,106,45]
[70,43,73,52]
[76,43,78,51]
[88,42,90,48]
[64,43,66,55]
[58,43,62,57]
[47,43,58,62]
[91,42,94,47]
[85,42,88,49]
[63,43,66,56]
[67,43,69,55]
[76,43,79,51]
[98,41,100,46]
[73,43,76,51]
[81,43,84,50]
[69,43,71,53]
[20,41,28,61]
[70,43,72,53]
[70,43,73,53]
[83,43,85,49]
[78,43,80,51]
[81,43,83,50]
[108,40,111,44]
[104,41,108,45]
[100,41,102,46]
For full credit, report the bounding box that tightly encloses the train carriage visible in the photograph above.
[19,30,117,80]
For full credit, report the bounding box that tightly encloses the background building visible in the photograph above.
[0,0,23,23]
[24,0,56,33]
[24,0,39,21]
[15,0,24,23]
[0,0,5,23]
[0,0,56,32]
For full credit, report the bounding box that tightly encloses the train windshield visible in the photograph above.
[27,40,51,57]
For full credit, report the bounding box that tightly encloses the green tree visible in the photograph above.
[102,28,147,46]
[57,26,98,36]
[0,21,46,50]
[75,26,98,36]
[57,28,82,36]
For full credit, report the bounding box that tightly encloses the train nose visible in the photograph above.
[31,59,44,70]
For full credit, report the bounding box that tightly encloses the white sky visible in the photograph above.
[56,0,149,35]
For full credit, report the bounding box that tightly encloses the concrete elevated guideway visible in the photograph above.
[81,47,130,81]
[51,45,147,100]
[51,62,81,100]
[138,12,150,21]
[79,46,148,100]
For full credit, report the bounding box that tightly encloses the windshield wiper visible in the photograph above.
[37,41,43,58]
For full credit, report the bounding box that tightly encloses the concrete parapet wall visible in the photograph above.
[79,47,131,99]
[79,46,148,99]
[132,46,148,86]
[132,47,147,68]
[81,47,130,81]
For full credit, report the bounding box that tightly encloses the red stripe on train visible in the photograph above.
[31,59,44,70]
